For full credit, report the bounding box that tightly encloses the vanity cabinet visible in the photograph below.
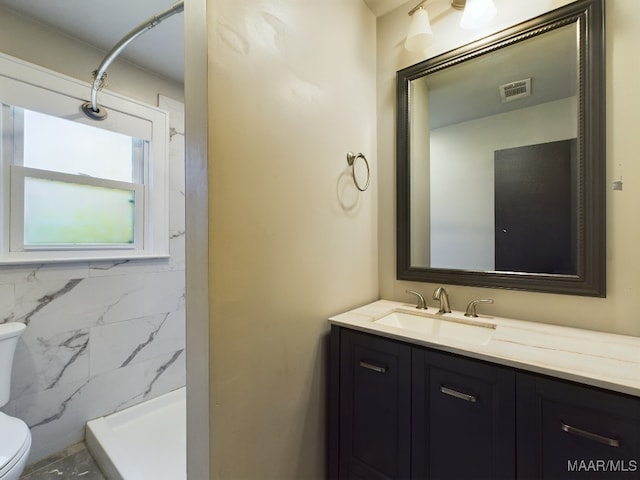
[331,326,515,480]
[517,373,640,479]
[330,325,640,480]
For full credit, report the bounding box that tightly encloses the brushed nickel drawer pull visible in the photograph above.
[359,361,387,373]
[561,422,620,448]
[440,385,478,403]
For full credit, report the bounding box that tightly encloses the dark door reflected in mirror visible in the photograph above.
[494,139,577,275]
[397,0,605,297]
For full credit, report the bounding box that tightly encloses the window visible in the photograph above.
[0,53,169,263]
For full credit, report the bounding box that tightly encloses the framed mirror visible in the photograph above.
[396,0,605,297]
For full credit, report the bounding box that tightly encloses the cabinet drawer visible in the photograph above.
[517,373,640,479]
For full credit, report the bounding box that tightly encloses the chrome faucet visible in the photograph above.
[432,287,451,314]
[406,289,427,310]
[464,299,494,317]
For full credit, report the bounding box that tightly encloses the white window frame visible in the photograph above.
[0,52,170,264]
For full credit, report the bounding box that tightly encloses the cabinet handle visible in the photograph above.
[439,385,477,403]
[359,361,387,373]
[561,422,620,448]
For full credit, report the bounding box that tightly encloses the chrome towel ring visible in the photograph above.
[346,151,370,192]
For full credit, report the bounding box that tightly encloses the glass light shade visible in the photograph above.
[460,0,497,29]
[404,7,433,52]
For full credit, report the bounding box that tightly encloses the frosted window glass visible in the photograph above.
[24,177,135,245]
[23,109,135,182]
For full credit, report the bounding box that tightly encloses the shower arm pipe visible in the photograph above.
[84,0,184,118]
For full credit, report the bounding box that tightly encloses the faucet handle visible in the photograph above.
[405,290,427,310]
[464,299,494,317]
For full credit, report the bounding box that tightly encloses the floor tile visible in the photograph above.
[21,442,106,480]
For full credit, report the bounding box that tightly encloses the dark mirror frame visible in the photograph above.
[396,0,605,297]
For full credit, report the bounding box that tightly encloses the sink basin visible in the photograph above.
[373,310,495,345]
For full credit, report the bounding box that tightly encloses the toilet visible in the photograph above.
[0,323,31,480]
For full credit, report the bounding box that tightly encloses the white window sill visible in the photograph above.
[0,252,171,266]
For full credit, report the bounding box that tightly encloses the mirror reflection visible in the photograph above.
[397,0,605,296]
[410,24,577,274]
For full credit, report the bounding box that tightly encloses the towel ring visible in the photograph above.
[346,152,370,192]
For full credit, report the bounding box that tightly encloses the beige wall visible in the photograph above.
[378,0,640,337]
[207,1,377,478]
[0,7,183,105]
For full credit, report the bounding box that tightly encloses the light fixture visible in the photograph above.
[404,6,433,52]
[405,0,498,52]
[460,0,497,29]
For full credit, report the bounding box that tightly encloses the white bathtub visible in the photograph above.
[86,387,186,480]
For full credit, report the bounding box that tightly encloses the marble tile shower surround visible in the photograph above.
[0,96,186,463]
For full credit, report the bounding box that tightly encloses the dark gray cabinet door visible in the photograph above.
[412,349,516,479]
[337,329,412,480]
[517,373,640,479]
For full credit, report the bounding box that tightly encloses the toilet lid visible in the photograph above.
[0,412,30,471]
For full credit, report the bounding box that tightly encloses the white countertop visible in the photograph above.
[329,300,640,397]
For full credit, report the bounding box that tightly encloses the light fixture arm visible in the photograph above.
[408,0,431,16]
[451,0,467,10]
[408,0,467,16]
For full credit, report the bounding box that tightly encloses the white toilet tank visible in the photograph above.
[0,323,25,407]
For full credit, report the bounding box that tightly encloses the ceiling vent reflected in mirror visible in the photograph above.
[499,78,532,103]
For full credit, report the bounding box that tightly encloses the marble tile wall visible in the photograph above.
[0,95,186,463]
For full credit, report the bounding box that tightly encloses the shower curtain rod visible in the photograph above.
[82,0,184,120]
